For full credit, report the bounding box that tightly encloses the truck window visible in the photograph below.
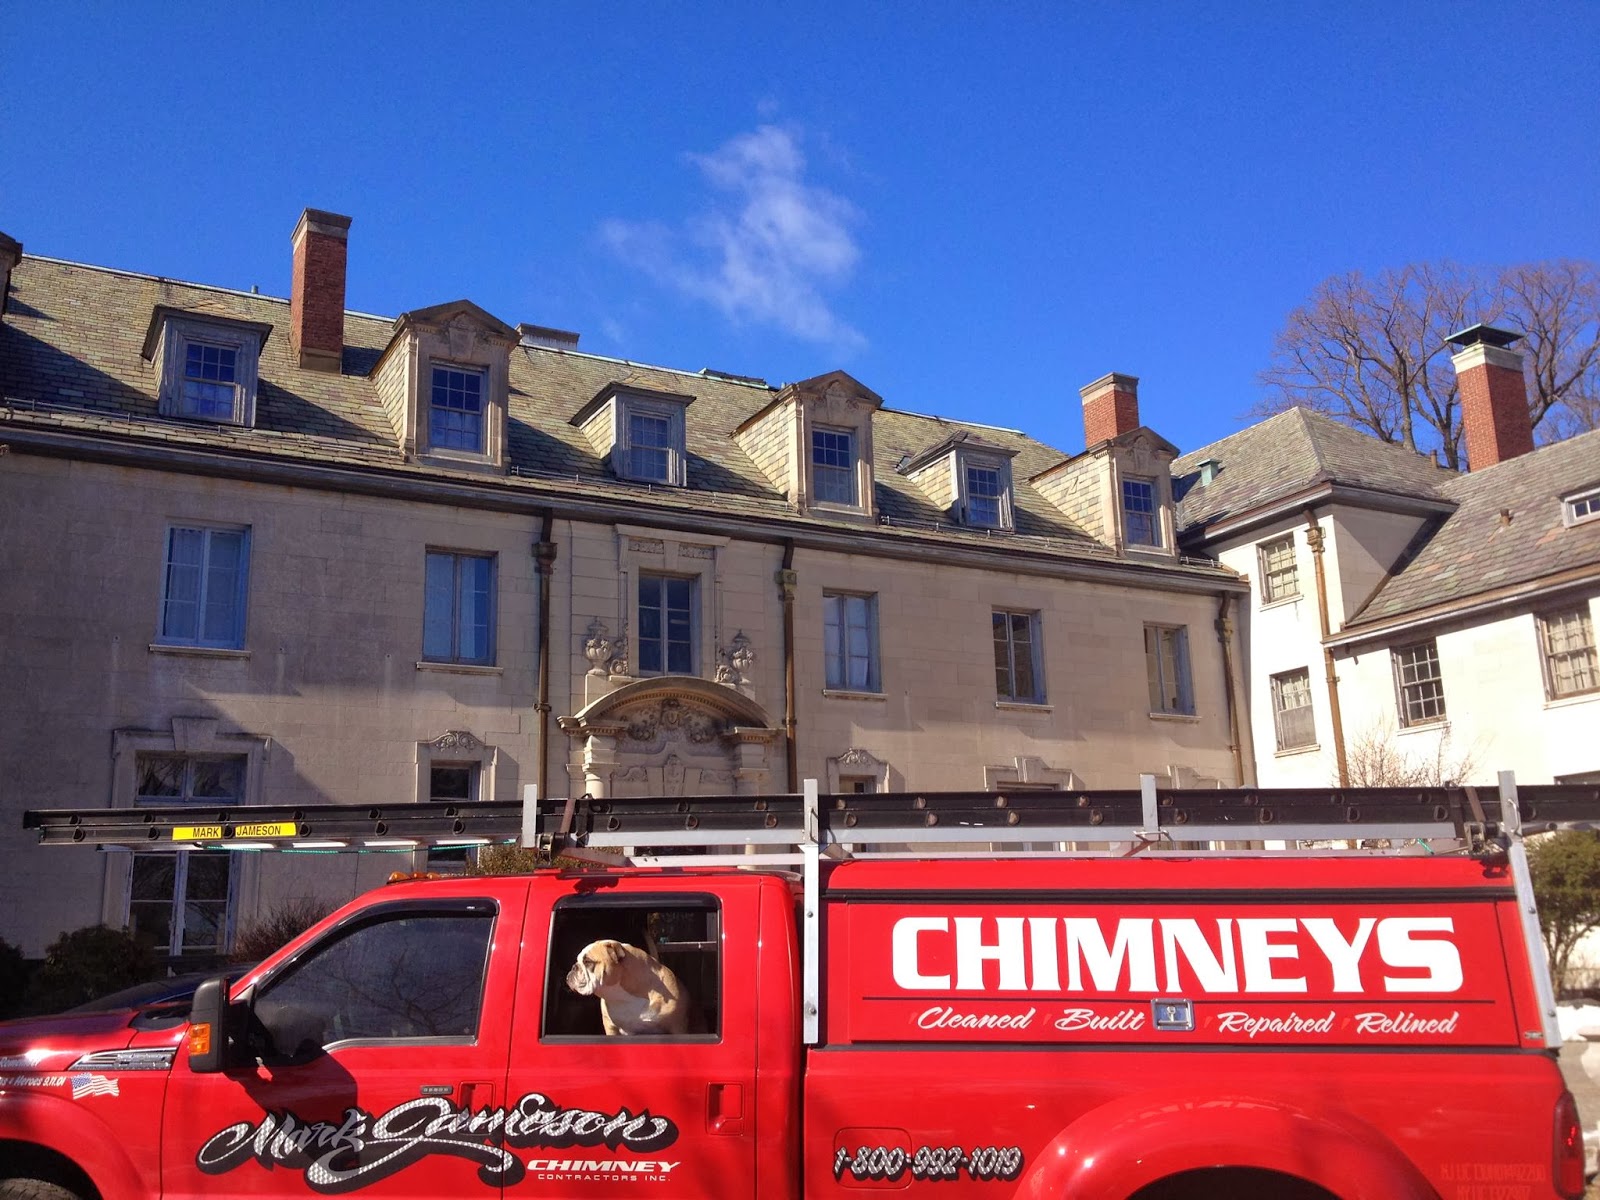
[542,895,720,1039]
[249,902,494,1052]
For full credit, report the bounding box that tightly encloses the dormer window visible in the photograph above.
[144,309,269,428]
[812,426,857,505]
[964,462,1004,526]
[1566,487,1600,527]
[572,384,692,486]
[430,365,486,453]
[897,432,1018,530]
[369,301,517,472]
[1122,477,1161,547]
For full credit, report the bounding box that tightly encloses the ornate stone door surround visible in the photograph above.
[557,676,779,799]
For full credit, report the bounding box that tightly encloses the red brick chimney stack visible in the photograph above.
[290,208,352,373]
[1080,373,1141,446]
[1448,324,1533,471]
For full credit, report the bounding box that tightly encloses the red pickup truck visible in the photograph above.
[2,780,1590,1199]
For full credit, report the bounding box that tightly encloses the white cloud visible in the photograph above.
[600,125,865,350]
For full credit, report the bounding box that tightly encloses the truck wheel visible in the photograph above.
[0,1179,86,1200]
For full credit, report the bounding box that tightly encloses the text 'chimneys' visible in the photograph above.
[290,208,351,373]
[1448,323,1533,471]
[1081,373,1140,446]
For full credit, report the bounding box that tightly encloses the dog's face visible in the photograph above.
[566,940,623,996]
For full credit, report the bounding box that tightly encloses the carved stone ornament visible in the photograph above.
[446,315,478,360]
[583,619,630,677]
[431,730,483,753]
[714,630,756,686]
[837,746,878,768]
[623,698,725,746]
[663,754,686,796]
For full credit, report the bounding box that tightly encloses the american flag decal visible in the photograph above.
[70,1073,119,1099]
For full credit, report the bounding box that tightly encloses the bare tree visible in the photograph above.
[1342,721,1479,788]
[1259,260,1600,466]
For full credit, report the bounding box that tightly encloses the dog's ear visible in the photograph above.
[598,940,625,968]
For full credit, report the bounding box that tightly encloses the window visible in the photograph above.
[423,551,495,664]
[1122,478,1160,547]
[429,365,487,453]
[181,342,239,419]
[840,776,878,794]
[1259,536,1299,603]
[543,896,720,1039]
[1566,489,1600,526]
[966,464,1003,526]
[1271,668,1316,750]
[129,852,233,960]
[1394,640,1446,726]
[615,397,688,485]
[128,752,247,960]
[993,610,1044,702]
[159,525,249,649]
[1540,608,1599,699]
[150,313,266,427]
[425,762,481,871]
[812,426,857,505]
[251,904,495,1052]
[824,592,879,692]
[639,573,695,674]
[1144,624,1193,714]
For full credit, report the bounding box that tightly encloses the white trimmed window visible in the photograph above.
[617,399,688,485]
[1259,535,1299,603]
[429,364,487,453]
[824,592,879,692]
[638,573,696,675]
[1271,668,1315,750]
[1394,640,1446,726]
[960,455,1014,529]
[423,550,496,665]
[993,610,1044,702]
[1539,608,1598,699]
[1565,489,1600,527]
[1144,624,1193,714]
[812,427,858,506]
[159,525,249,649]
[1122,478,1161,547]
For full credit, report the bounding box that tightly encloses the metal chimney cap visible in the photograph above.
[1446,323,1523,350]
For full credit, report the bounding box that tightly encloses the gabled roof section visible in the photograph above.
[898,428,1019,475]
[390,299,518,341]
[1173,407,1456,536]
[569,380,696,429]
[1343,426,1600,630]
[139,305,273,360]
[733,369,883,435]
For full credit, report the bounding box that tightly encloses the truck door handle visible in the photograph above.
[707,1082,744,1136]
[459,1081,495,1110]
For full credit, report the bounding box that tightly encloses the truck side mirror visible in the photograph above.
[186,976,231,1074]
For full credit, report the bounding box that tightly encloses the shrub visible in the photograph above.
[26,925,156,1014]
[231,897,333,963]
[0,936,28,1019]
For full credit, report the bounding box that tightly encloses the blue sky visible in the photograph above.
[3,3,1596,456]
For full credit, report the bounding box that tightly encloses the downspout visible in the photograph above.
[778,540,798,791]
[1214,593,1247,786]
[533,512,557,799]
[1305,516,1349,786]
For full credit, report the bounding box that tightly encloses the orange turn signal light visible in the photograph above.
[187,1023,212,1057]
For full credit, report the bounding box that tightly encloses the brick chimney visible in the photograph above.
[1080,372,1140,446]
[290,208,351,373]
[1448,324,1533,470]
[0,232,21,326]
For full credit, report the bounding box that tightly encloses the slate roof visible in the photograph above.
[1172,407,1457,533]
[0,255,1232,581]
[1171,404,1600,631]
[1345,426,1600,629]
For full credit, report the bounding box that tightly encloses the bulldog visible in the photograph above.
[565,939,691,1036]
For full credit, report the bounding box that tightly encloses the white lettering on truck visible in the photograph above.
[889,915,1462,995]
